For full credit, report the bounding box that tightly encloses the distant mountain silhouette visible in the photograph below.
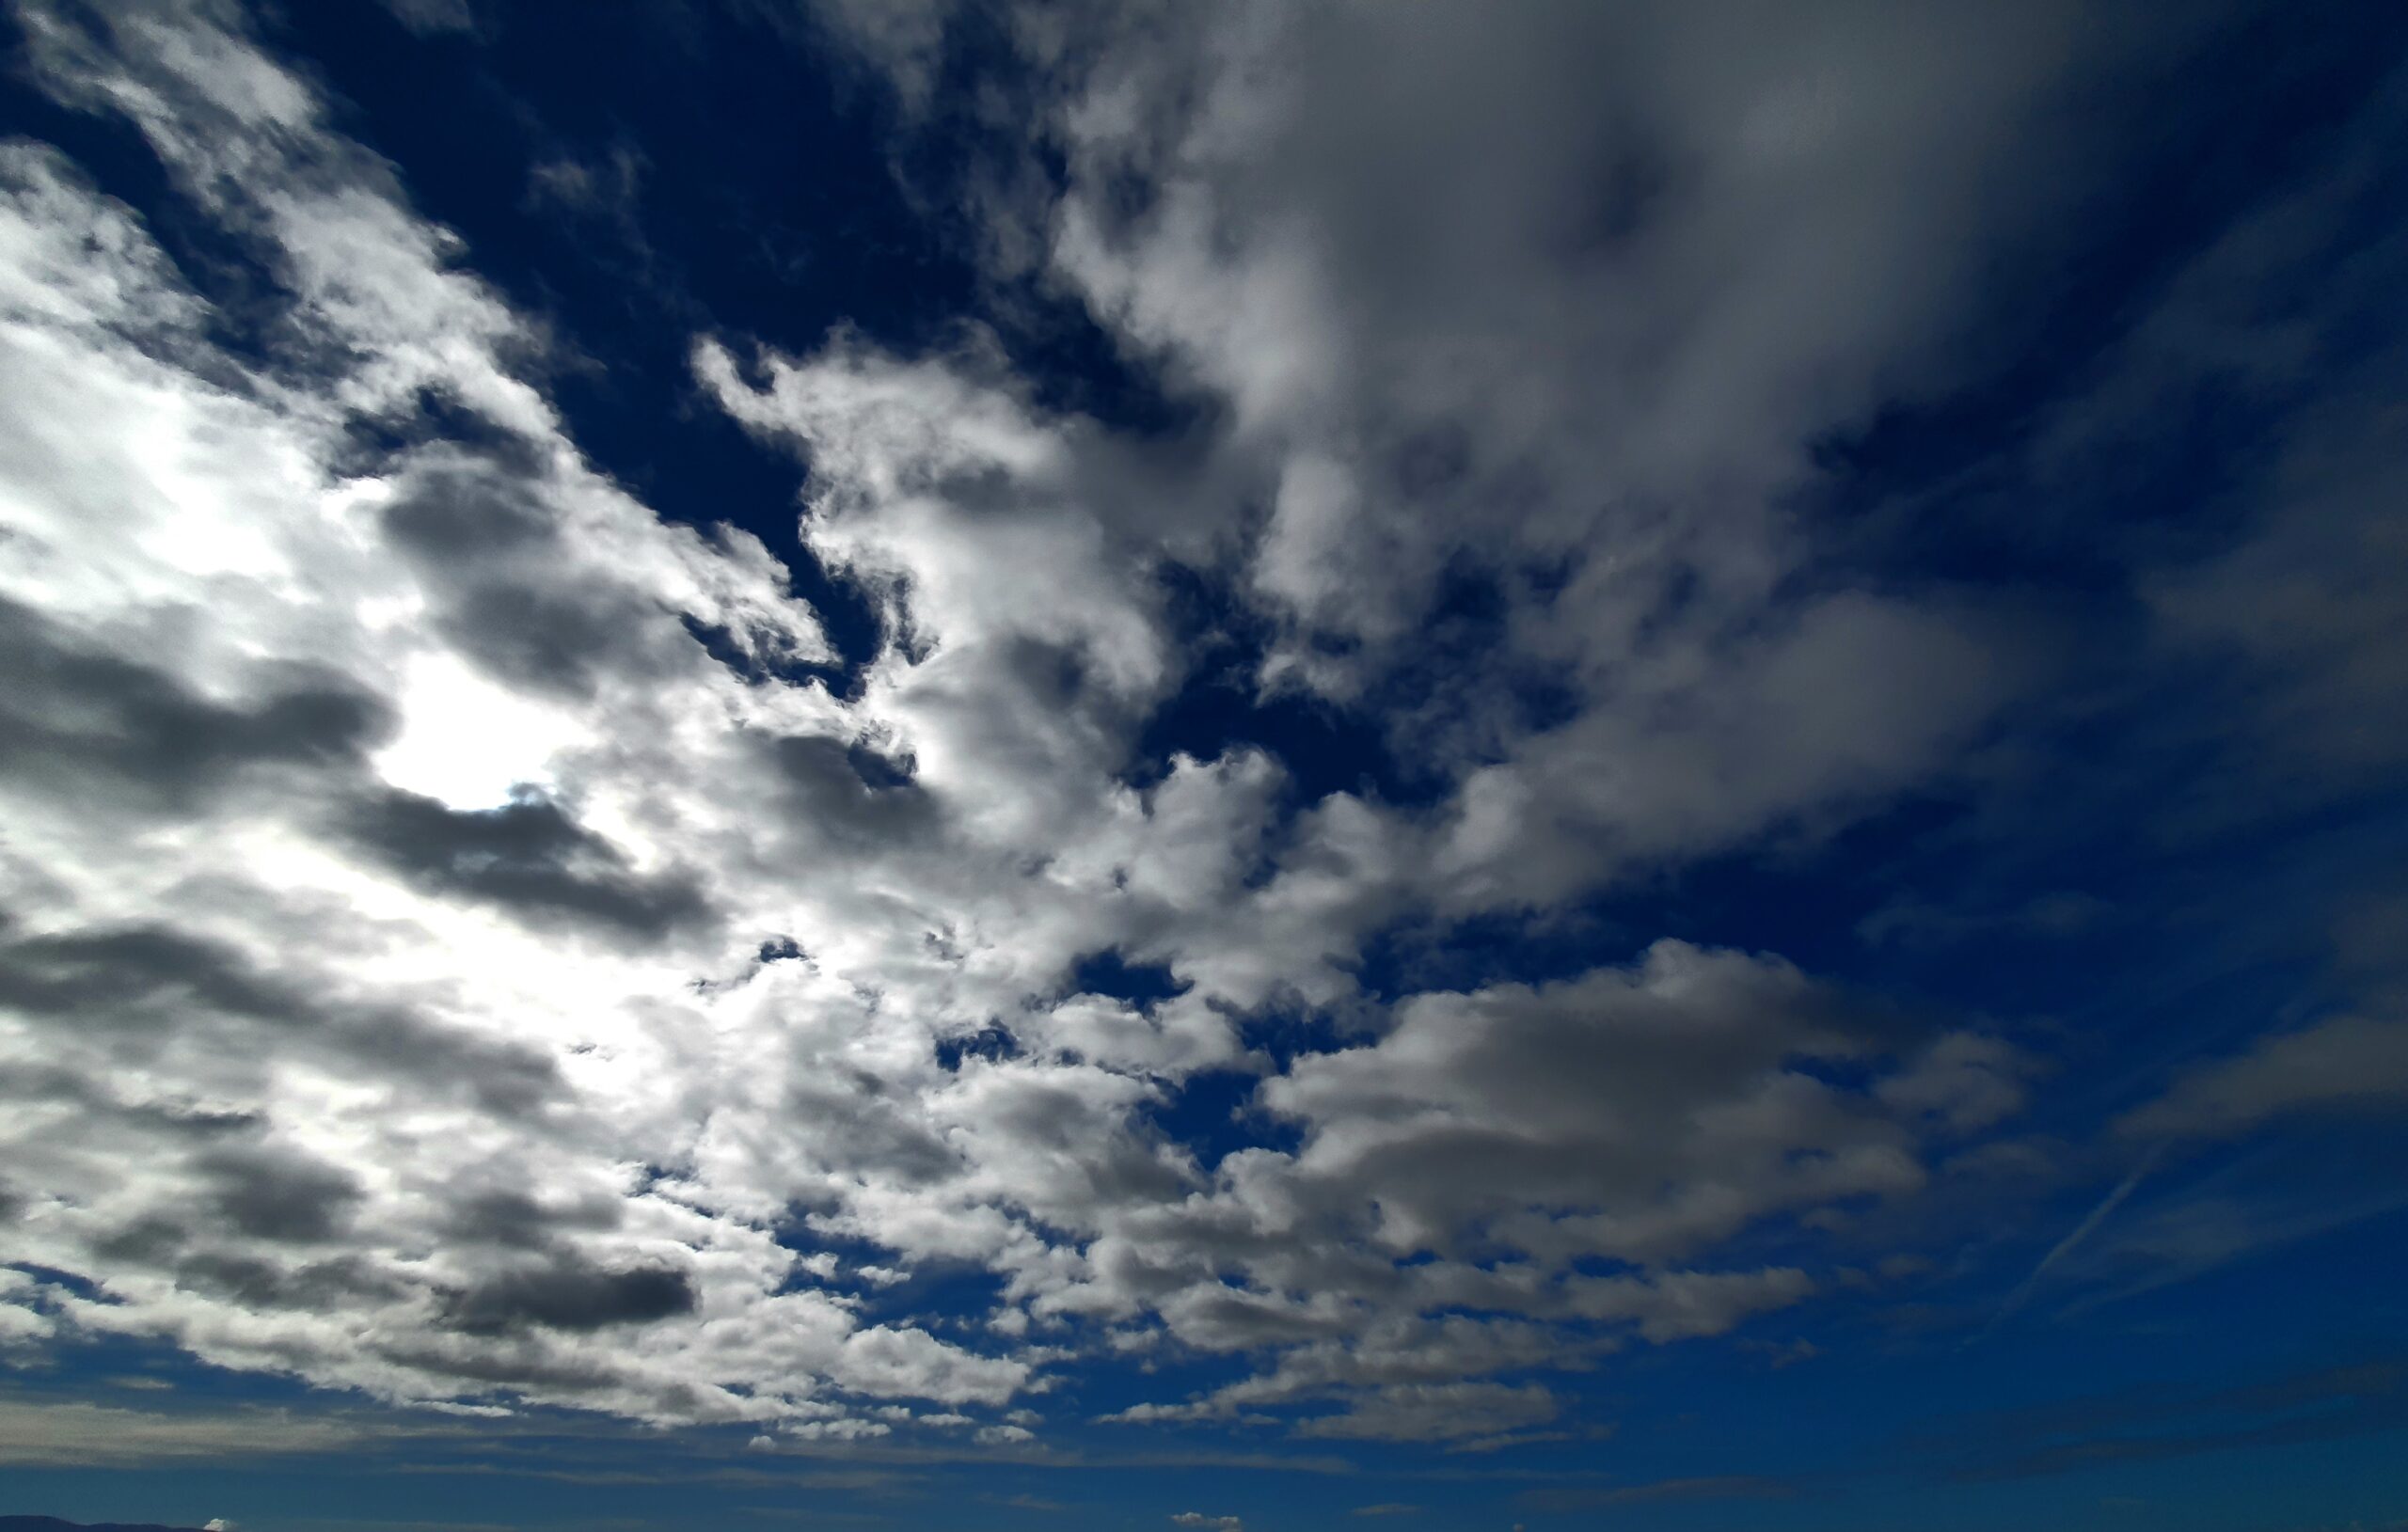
[0,1517,209,1532]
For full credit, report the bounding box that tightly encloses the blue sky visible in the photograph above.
[0,2,2405,1530]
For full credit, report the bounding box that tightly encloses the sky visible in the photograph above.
[0,1,2405,1529]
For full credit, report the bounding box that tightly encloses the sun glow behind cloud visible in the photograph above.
[372,649,588,810]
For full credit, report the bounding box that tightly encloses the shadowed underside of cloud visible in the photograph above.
[0,0,2401,1464]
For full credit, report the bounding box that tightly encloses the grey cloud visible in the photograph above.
[0,1398,386,1467]
[0,1063,261,1140]
[195,1145,365,1243]
[342,788,715,940]
[1291,1382,1559,1445]
[1557,1269,1817,1344]
[1014,0,2133,644]
[443,1258,698,1335]
[1251,941,1934,1267]
[0,921,305,1027]
[1058,947,1981,1432]
[375,462,717,704]
[436,1187,625,1251]
[766,733,942,847]
[1152,1285,1354,1354]
[377,0,474,37]
[0,596,388,812]
[784,1068,961,1190]
[1202,1316,1570,1410]
[0,914,565,1116]
[378,463,559,561]
[174,1251,407,1312]
[442,579,668,703]
[793,0,957,114]
[2119,1013,2408,1140]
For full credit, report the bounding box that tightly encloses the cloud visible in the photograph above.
[377,0,472,37]
[1170,1516,1243,1532]
[0,1398,392,1466]
[1517,1476,1798,1512]
[441,1260,697,1335]
[1,0,2393,1471]
[0,0,990,1430]
[707,0,2114,924]
[1241,943,1976,1271]
[2120,1014,2408,1139]
[1292,1382,1559,1445]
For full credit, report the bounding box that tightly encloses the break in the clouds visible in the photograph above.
[1,0,2405,1521]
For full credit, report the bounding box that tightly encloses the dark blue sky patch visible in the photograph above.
[933,1020,1019,1073]
[1067,948,1189,1010]
[1141,1068,1300,1175]
[1128,562,1431,807]
[840,1256,1011,1336]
